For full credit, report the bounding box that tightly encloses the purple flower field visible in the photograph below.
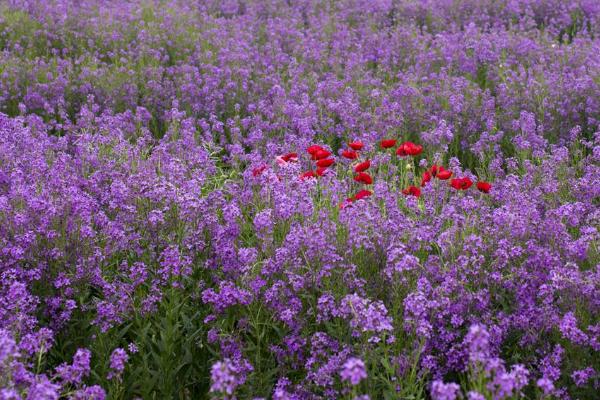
[0,1,599,399]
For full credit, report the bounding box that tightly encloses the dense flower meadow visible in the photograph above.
[1,0,599,399]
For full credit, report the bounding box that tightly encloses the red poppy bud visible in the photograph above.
[437,170,452,180]
[349,141,364,151]
[307,145,324,155]
[450,177,473,190]
[341,150,358,159]
[316,158,335,168]
[421,171,431,186]
[476,181,492,193]
[354,160,371,172]
[353,190,373,201]
[380,139,397,149]
[354,172,373,185]
[402,186,421,197]
[312,149,331,160]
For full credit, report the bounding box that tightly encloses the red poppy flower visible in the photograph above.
[450,177,473,190]
[421,171,431,187]
[341,150,358,160]
[476,181,492,193]
[437,169,452,180]
[404,142,423,156]
[396,141,423,157]
[252,165,267,177]
[429,165,439,177]
[349,141,364,151]
[354,172,373,185]
[316,167,328,176]
[354,160,371,172]
[312,149,331,160]
[281,152,298,162]
[300,170,316,180]
[402,186,421,197]
[380,139,397,149]
[353,190,373,201]
[316,158,335,168]
[307,145,324,155]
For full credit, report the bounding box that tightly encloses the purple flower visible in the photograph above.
[107,348,128,380]
[430,380,460,400]
[340,357,367,386]
[210,358,253,395]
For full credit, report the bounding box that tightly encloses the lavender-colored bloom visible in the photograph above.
[209,358,253,396]
[340,357,367,386]
[107,348,128,380]
[430,380,461,400]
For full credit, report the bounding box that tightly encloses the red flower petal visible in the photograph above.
[307,145,324,155]
[281,152,298,162]
[353,190,373,201]
[300,170,316,180]
[437,170,452,180]
[354,160,371,172]
[396,145,407,157]
[476,181,492,193]
[354,172,373,185]
[349,141,364,151]
[312,149,332,160]
[421,171,431,187]
[316,158,335,168]
[402,186,421,197]
[252,165,267,177]
[316,167,328,176]
[380,139,397,149]
[450,177,473,190]
[341,150,358,160]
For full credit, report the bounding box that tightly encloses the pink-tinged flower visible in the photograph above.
[354,172,373,185]
[281,152,298,162]
[316,167,328,176]
[380,139,397,149]
[396,141,423,157]
[402,186,421,197]
[342,149,358,159]
[354,160,371,172]
[421,171,431,186]
[450,177,473,190]
[476,181,492,193]
[349,141,364,151]
[252,165,267,177]
[316,158,335,168]
[353,190,372,201]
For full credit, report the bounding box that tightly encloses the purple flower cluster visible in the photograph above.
[0,0,598,398]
